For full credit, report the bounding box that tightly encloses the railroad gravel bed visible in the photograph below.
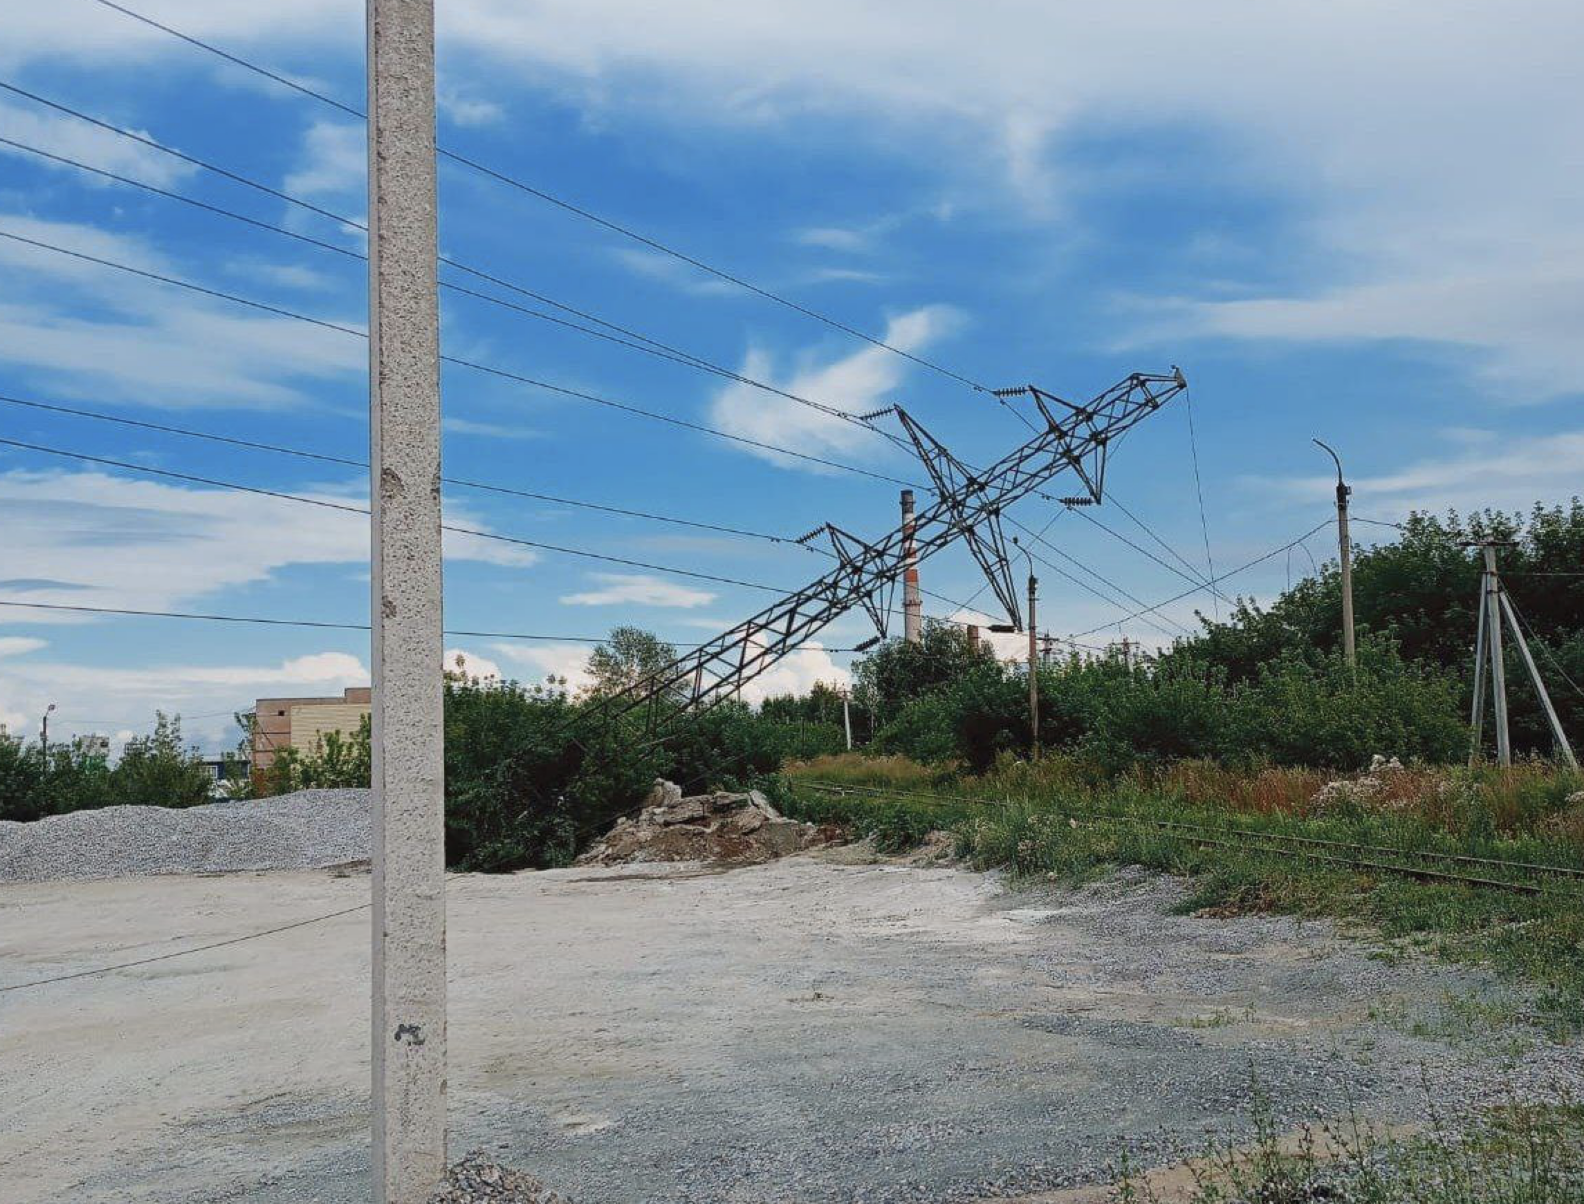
[0,789,371,883]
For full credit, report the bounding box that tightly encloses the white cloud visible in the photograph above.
[708,304,960,469]
[740,641,848,704]
[491,641,594,691]
[0,468,536,618]
[1245,429,1584,519]
[5,3,1581,395]
[284,121,366,204]
[442,416,542,441]
[440,91,505,127]
[559,572,715,608]
[0,637,47,658]
[1119,253,1584,400]
[0,650,369,755]
[0,101,198,189]
[0,214,362,408]
[608,248,738,297]
[796,226,872,254]
[444,646,504,682]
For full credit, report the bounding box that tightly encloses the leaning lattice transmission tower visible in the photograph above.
[588,367,1187,737]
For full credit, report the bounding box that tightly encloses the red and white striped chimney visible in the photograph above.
[901,489,922,644]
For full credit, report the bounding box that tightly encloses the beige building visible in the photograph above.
[252,687,372,776]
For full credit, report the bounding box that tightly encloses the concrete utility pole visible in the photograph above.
[1314,440,1355,670]
[40,702,54,756]
[1027,570,1039,760]
[368,0,446,1199]
[842,691,853,751]
[1468,541,1578,770]
[901,489,922,644]
[1483,543,1512,767]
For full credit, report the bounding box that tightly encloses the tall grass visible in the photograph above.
[1113,1092,1584,1204]
[778,753,1584,1037]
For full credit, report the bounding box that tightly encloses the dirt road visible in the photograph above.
[0,856,1571,1203]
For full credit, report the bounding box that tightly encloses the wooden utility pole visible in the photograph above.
[368,0,446,1198]
[1314,440,1355,669]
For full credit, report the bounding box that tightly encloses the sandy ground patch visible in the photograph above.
[0,858,1571,1203]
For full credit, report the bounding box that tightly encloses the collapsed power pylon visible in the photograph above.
[589,368,1187,738]
[1468,540,1578,769]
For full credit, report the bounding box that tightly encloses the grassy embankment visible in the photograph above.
[1113,1095,1583,1203]
[776,753,1584,1038]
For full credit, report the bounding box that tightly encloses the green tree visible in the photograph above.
[109,713,212,808]
[584,626,679,698]
[853,620,996,724]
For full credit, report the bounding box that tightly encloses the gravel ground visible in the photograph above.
[0,789,371,883]
[1,856,1576,1204]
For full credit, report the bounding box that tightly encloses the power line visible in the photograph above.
[1070,520,1333,639]
[83,0,995,397]
[0,900,374,994]
[1183,387,1219,619]
[1069,504,1231,603]
[0,392,805,546]
[1006,514,1191,640]
[0,437,793,594]
[0,104,906,455]
[0,599,670,644]
[1502,590,1584,704]
[1107,494,1221,590]
[0,393,1015,648]
[0,224,917,488]
[0,598,884,657]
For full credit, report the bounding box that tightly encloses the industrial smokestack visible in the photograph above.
[901,489,922,644]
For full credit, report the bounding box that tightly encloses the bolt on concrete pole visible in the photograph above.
[367,0,446,1199]
[1314,440,1355,670]
[901,489,922,644]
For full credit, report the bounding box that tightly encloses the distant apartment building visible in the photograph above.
[73,733,111,758]
[251,687,372,777]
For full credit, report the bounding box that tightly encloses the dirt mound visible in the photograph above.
[579,780,839,866]
[429,1153,572,1203]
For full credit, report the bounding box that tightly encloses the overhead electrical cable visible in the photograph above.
[0,392,1025,636]
[1183,387,1219,619]
[1106,495,1221,590]
[1070,521,1333,639]
[0,437,793,594]
[83,0,996,398]
[1007,515,1191,639]
[0,226,919,487]
[0,393,799,545]
[1069,505,1231,603]
[0,98,910,454]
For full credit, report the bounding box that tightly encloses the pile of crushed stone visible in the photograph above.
[0,789,371,883]
[578,779,839,866]
[429,1154,573,1204]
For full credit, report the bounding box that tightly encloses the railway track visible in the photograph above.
[795,778,1584,898]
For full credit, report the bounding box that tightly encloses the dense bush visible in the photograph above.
[0,713,211,822]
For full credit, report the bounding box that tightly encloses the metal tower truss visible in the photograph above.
[590,366,1187,737]
[896,409,1024,629]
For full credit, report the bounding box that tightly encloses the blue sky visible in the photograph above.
[1,0,1581,752]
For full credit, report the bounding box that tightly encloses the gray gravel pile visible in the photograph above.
[0,789,371,883]
[429,1154,573,1204]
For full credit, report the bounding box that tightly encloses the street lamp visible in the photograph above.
[41,702,56,756]
[1313,439,1356,670]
